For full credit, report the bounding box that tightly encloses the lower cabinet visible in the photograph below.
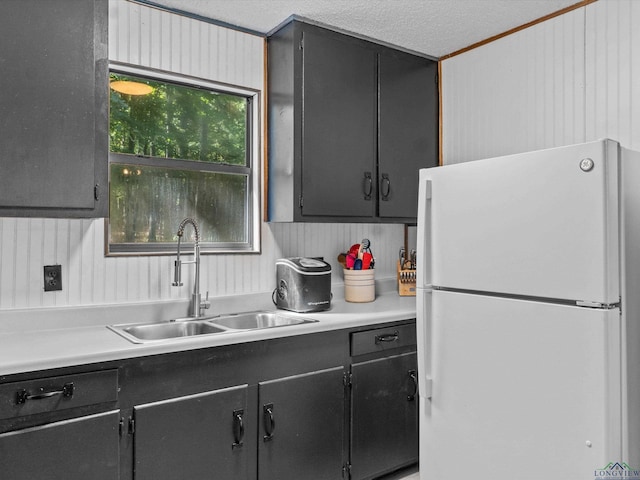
[0,319,418,480]
[0,368,120,480]
[350,353,418,480]
[258,367,346,480]
[133,384,251,480]
[348,323,419,480]
[0,410,120,480]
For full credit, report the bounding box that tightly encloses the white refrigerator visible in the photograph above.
[416,139,640,480]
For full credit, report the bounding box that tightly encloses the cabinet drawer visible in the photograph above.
[0,370,118,420]
[350,323,416,356]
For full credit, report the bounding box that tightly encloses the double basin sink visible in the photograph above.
[108,311,317,344]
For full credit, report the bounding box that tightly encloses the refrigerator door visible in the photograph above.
[420,290,622,480]
[417,139,620,304]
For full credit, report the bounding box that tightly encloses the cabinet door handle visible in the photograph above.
[263,403,275,442]
[380,173,390,201]
[407,369,418,402]
[15,382,74,404]
[363,172,373,200]
[374,331,399,344]
[232,409,245,449]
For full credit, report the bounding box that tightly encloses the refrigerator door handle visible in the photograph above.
[416,288,433,403]
[416,178,432,288]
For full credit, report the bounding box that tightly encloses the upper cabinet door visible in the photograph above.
[378,50,439,219]
[301,28,377,218]
[0,0,108,218]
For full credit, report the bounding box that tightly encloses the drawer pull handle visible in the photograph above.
[232,409,245,449]
[407,370,418,402]
[16,382,75,405]
[375,331,399,344]
[263,403,275,442]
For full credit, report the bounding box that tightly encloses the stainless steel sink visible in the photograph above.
[212,311,314,330]
[108,320,226,343]
[108,311,317,344]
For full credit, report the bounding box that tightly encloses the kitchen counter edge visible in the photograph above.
[0,279,417,376]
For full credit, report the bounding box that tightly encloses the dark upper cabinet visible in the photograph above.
[267,19,438,223]
[379,50,439,219]
[300,28,377,218]
[0,0,108,218]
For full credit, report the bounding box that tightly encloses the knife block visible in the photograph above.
[397,261,416,296]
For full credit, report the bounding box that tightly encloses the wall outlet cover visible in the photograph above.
[44,265,62,292]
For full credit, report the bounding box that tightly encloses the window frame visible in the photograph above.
[106,62,261,256]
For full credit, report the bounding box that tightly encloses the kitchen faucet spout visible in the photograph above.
[172,218,210,318]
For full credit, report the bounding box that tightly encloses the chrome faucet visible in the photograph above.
[172,218,210,318]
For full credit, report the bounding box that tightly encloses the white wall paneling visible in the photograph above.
[441,0,640,164]
[441,4,587,163]
[0,216,401,310]
[585,0,640,150]
[0,0,402,311]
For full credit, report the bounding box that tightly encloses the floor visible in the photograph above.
[379,465,419,480]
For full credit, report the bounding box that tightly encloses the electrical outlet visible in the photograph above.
[44,265,62,292]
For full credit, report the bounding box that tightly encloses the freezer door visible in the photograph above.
[417,139,620,304]
[420,290,622,480]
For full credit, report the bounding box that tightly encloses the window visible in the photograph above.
[107,64,260,254]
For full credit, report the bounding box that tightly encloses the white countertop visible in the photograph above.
[0,279,416,376]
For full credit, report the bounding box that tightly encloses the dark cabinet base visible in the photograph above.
[0,320,418,480]
[350,352,419,480]
[133,384,252,480]
[0,410,120,480]
[258,366,347,480]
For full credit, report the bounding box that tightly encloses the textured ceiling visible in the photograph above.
[145,0,581,57]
